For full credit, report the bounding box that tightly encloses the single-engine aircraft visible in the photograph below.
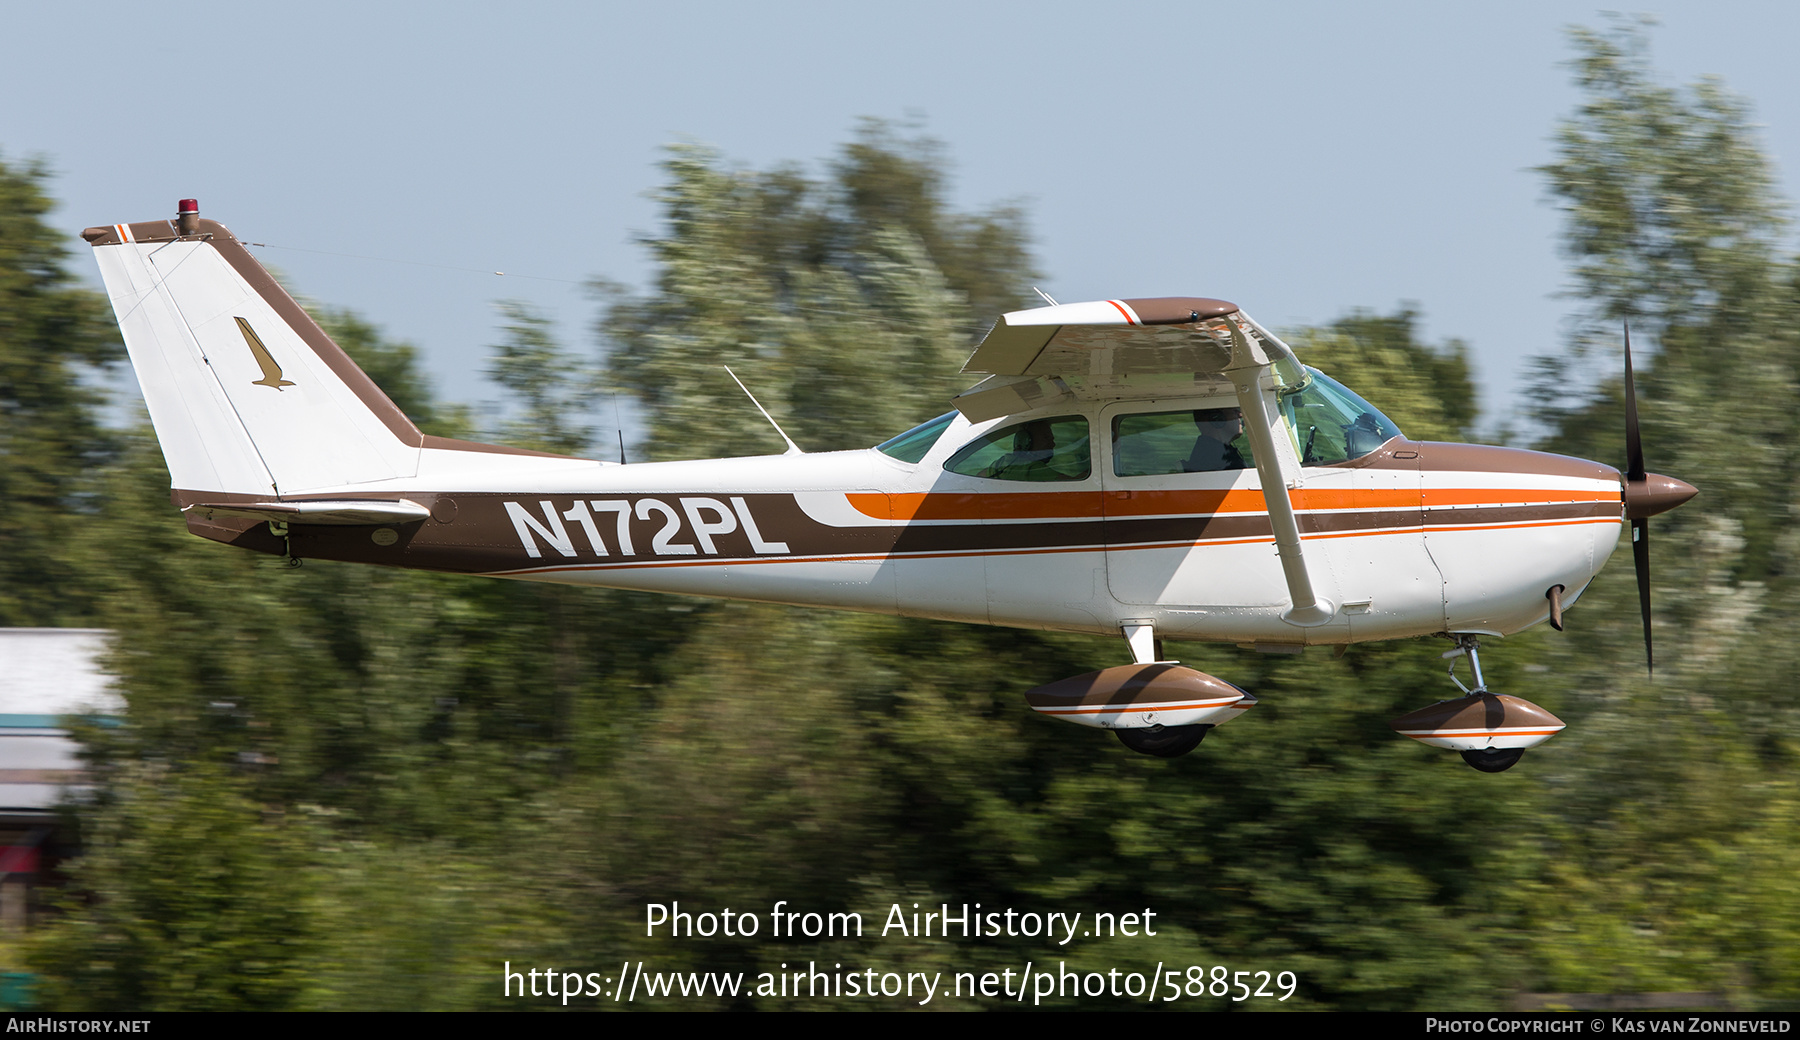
[83,201,1698,772]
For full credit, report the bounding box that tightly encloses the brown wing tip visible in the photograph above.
[1120,297,1240,325]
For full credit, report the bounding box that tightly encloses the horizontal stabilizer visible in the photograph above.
[184,499,431,526]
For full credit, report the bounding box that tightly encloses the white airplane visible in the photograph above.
[84,201,1697,772]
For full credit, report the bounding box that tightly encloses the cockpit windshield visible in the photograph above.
[875,412,956,464]
[1280,368,1403,464]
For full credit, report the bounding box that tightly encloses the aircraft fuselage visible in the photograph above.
[185,415,1623,648]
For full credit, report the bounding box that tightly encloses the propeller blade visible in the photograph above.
[1624,323,1652,672]
[1632,517,1653,672]
[1624,322,1645,482]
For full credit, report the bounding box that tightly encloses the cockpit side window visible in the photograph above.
[945,416,1091,482]
[1113,408,1252,476]
[1280,368,1403,465]
[876,412,957,464]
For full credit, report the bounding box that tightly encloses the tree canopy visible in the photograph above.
[603,125,1035,460]
[0,157,121,626]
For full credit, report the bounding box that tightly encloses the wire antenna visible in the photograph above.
[724,366,804,456]
[611,390,628,464]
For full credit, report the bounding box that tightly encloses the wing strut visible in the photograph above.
[1228,335,1335,628]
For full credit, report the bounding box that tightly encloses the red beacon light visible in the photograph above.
[177,198,199,236]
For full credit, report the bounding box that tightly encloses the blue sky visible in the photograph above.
[7,2,1797,443]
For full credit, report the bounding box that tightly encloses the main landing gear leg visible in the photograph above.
[1111,620,1211,757]
[1445,634,1489,696]
[1390,639,1566,772]
[1120,620,1159,665]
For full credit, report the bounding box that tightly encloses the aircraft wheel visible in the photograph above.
[1116,725,1209,758]
[1460,747,1524,773]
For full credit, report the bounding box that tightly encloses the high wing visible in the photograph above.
[953,297,1308,423]
[957,297,1334,628]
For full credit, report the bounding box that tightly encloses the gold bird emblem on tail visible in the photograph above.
[235,316,295,390]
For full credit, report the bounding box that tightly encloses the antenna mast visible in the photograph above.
[724,367,804,456]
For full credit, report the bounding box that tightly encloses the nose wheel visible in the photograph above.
[1388,636,1566,773]
[1115,724,1210,758]
[1460,747,1525,773]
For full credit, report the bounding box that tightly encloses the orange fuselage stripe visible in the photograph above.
[854,487,1620,522]
[1402,729,1563,739]
[1037,698,1243,715]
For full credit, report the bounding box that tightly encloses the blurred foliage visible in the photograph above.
[1517,17,1800,1002]
[312,306,472,440]
[487,301,594,456]
[1540,16,1787,343]
[602,122,1034,460]
[0,156,121,626]
[1287,309,1477,443]
[30,764,314,1011]
[8,26,1800,1010]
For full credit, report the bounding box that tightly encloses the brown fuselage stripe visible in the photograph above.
[191,486,1620,576]
[493,513,1618,577]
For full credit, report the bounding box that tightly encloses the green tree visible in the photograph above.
[31,764,315,1011]
[487,301,593,455]
[1510,21,1800,1003]
[0,156,121,625]
[313,306,469,439]
[831,119,1036,328]
[1541,19,1787,341]
[1287,308,1478,442]
[602,124,1037,461]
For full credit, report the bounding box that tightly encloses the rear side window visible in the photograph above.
[945,416,1091,482]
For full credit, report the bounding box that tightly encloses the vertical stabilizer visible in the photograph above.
[85,210,425,497]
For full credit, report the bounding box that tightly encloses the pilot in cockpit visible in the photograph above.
[1185,407,1247,472]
